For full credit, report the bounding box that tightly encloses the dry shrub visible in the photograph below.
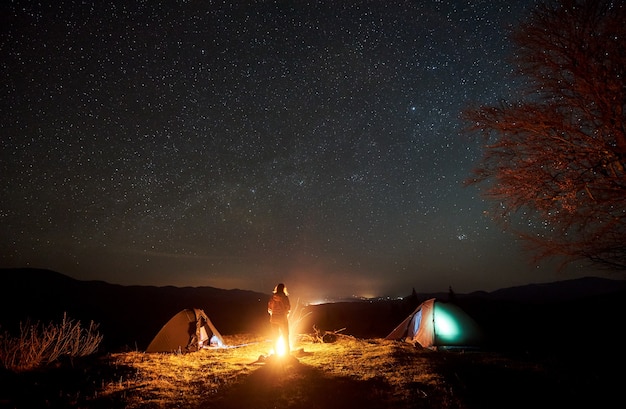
[0,312,103,371]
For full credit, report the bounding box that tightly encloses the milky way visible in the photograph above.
[3,0,605,300]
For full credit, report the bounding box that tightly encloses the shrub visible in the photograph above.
[0,312,103,371]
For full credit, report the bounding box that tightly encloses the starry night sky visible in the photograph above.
[2,0,610,301]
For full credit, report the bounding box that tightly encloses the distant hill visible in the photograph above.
[2,268,625,353]
[474,276,626,303]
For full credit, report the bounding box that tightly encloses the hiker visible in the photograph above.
[267,283,291,355]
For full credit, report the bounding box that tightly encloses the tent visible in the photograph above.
[385,298,482,349]
[146,308,224,353]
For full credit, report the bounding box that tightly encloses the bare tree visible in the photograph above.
[462,0,626,270]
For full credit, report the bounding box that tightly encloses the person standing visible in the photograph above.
[267,283,291,355]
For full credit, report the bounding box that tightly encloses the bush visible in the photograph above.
[0,312,103,371]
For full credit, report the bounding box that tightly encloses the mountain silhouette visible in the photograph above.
[2,268,625,353]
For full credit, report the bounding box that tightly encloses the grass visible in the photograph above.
[1,333,622,408]
[122,334,457,409]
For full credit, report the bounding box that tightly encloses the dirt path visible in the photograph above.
[213,355,393,409]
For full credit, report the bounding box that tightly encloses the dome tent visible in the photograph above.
[385,298,482,349]
[146,308,224,353]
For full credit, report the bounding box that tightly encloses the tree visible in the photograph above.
[462,0,626,271]
[448,286,456,303]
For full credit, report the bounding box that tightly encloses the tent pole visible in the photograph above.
[432,302,436,347]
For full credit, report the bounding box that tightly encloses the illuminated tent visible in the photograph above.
[146,308,224,353]
[385,299,482,349]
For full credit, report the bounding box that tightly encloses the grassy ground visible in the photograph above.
[0,333,622,409]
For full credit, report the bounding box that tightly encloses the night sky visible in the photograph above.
[2,0,612,302]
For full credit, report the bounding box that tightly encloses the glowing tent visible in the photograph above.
[146,308,224,353]
[385,299,482,349]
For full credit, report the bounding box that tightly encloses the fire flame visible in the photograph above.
[275,335,287,357]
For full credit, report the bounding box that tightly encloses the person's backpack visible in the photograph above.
[269,294,286,315]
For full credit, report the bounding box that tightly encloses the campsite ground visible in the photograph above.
[1,333,623,409]
[2,273,626,408]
